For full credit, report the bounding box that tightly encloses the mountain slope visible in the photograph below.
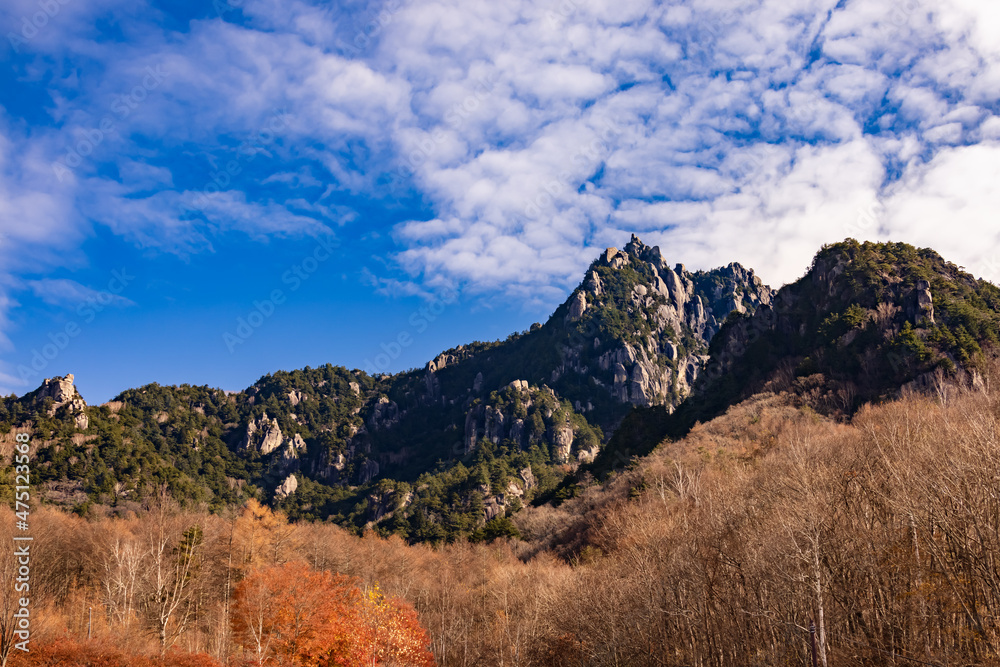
[591,239,1000,472]
[703,239,999,414]
[1,235,770,540]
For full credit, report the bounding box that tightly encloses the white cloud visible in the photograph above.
[28,279,136,309]
[881,142,1000,281]
[1,0,999,332]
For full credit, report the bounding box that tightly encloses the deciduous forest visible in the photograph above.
[6,360,1000,665]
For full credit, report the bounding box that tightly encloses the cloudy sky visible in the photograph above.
[1,0,998,401]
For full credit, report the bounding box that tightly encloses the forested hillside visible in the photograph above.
[0,236,772,542]
[584,239,1000,472]
[3,239,1000,665]
[5,359,1000,665]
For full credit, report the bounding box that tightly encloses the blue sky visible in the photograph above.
[1,0,999,402]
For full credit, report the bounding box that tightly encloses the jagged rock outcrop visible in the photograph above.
[567,291,588,322]
[37,374,77,404]
[241,413,307,466]
[275,474,298,499]
[464,409,479,453]
[369,396,399,430]
[280,433,307,462]
[35,374,88,424]
[458,384,596,464]
[357,458,380,484]
[484,405,505,443]
[520,466,536,490]
[916,280,934,324]
[424,368,441,401]
[427,346,475,372]
[552,418,574,463]
[698,239,999,425]
[551,234,772,412]
[241,412,284,454]
[12,238,998,546]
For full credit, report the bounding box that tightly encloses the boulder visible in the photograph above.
[567,291,588,322]
[275,474,298,499]
[916,280,934,324]
[553,419,574,463]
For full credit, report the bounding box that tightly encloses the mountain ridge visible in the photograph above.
[3,237,997,544]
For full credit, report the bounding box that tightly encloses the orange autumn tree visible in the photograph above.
[231,562,434,667]
[359,584,434,667]
[232,561,363,666]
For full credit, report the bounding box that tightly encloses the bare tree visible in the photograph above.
[142,487,204,655]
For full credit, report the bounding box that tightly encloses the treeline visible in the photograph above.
[0,495,435,666]
[7,365,1000,664]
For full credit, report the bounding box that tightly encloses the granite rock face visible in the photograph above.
[275,474,298,499]
[916,280,934,324]
[36,374,88,425]
[242,413,308,469]
[241,413,284,454]
[37,374,78,405]
[11,236,771,532]
[548,234,773,412]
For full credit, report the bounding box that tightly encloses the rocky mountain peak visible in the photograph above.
[34,373,88,428]
[37,373,79,404]
[552,235,774,412]
[696,239,1000,423]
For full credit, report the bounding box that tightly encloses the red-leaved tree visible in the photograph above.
[231,562,434,667]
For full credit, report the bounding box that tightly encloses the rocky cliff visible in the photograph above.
[545,234,773,411]
[640,240,1000,448]
[1,235,774,540]
[30,373,89,429]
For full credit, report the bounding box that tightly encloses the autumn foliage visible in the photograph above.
[232,562,433,667]
[13,363,1000,665]
[7,637,221,666]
